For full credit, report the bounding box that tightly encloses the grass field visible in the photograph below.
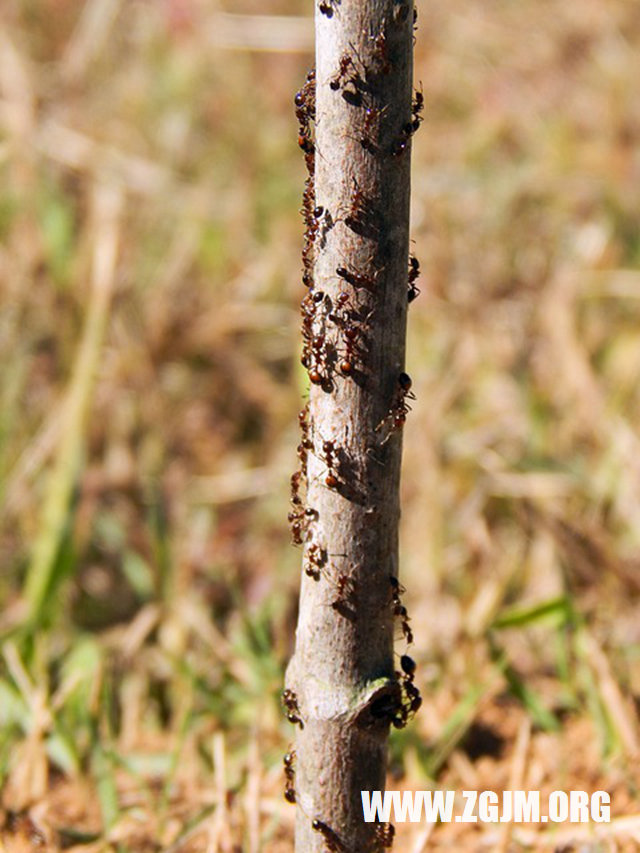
[1,0,640,850]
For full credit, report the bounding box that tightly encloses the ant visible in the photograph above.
[412,86,424,131]
[304,204,326,237]
[288,504,315,546]
[389,574,413,644]
[408,254,421,302]
[390,87,425,157]
[371,30,391,75]
[405,678,422,716]
[283,749,296,804]
[327,570,357,618]
[389,574,405,598]
[395,372,416,426]
[298,133,314,156]
[295,68,316,127]
[300,180,315,227]
[298,403,310,431]
[337,325,362,376]
[295,429,313,467]
[300,292,329,382]
[359,105,387,154]
[290,469,304,507]
[282,689,303,728]
[400,653,416,679]
[312,819,345,852]
[377,373,416,440]
[336,264,377,291]
[304,543,327,580]
[301,240,314,285]
[288,515,305,546]
[327,293,368,376]
[385,653,421,730]
[341,177,375,235]
[295,68,316,171]
[329,53,356,91]
[395,603,413,645]
[413,6,418,45]
[319,0,340,17]
[374,821,395,848]
[329,48,365,103]
[307,333,329,384]
[304,205,333,252]
[398,654,422,719]
[328,290,359,323]
[303,148,315,178]
[322,439,340,488]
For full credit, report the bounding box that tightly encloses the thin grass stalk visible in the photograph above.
[24,182,123,629]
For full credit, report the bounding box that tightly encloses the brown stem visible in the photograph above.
[286,2,416,850]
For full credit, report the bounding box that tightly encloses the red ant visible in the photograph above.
[295,68,316,172]
[371,30,391,75]
[290,470,303,507]
[329,53,356,91]
[329,47,365,104]
[377,373,416,439]
[322,439,340,488]
[298,403,310,430]
[288,503,315,546]
[327,570,357,616]
[297,432,313,463]
[319,0,340,17]
[282,689,303,728]
[304,543,327,580]
[283,749,296,804]
[375,821,395,848]
[337,327,360,376]
[390,87,425,157]
[300,180,315,226]
[312,820,345,852]
[300,292,330,382]
[336,264,377,291]
[295,68,316,127]
[359,105,387,154]
[338,318,369,376]
[288,464,310,545]
[328,290,358,322]
[328,292,367,376]
[288,515,305,546]
[339,176,379,239]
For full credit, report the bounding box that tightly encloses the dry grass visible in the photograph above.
[1,0,640,850]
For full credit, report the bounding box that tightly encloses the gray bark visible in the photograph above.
[285,2,416,850]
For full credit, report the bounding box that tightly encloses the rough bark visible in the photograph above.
[285,2,417,851]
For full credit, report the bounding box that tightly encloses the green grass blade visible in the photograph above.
[23,184,122,628]
[491,595,573,630]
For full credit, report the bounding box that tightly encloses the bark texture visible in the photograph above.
[285,2,417,850]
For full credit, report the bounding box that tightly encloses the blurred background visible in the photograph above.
[1,0,640,850]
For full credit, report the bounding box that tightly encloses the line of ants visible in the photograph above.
[287,10,423,841]
[288,370,416,544]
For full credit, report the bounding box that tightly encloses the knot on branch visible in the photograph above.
[354,679,402,730]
